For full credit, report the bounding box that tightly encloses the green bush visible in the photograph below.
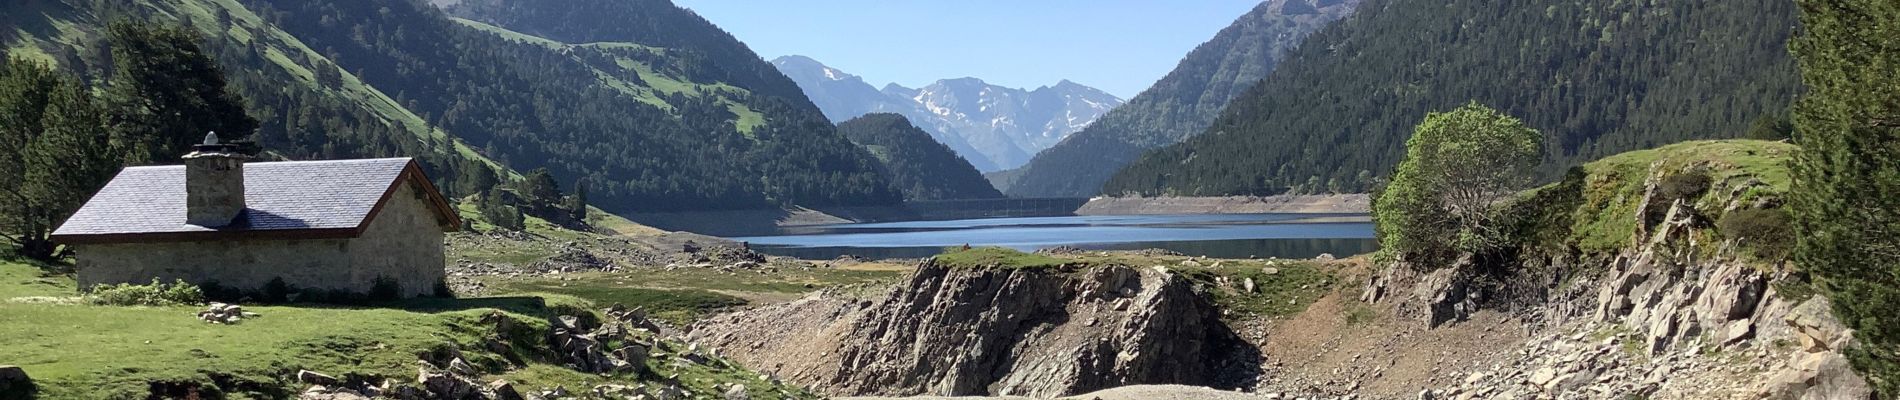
[86,279,206,306]
[1657,171,1712,202]
[1375,103,1543,266]
[1719,208,1794,261]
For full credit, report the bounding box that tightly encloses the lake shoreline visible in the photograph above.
[1075,194,1370,215]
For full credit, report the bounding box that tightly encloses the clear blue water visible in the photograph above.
[729,213,1377,260]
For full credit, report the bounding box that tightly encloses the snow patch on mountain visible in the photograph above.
[772,56,1125,171]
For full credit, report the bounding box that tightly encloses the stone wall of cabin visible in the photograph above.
[347,181,447,297]
[72,181,447,298]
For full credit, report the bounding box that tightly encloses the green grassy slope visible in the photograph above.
[3,0,517,179]
[449,17,767,134]
[1512,139,1797,255]
[0,258,817,399]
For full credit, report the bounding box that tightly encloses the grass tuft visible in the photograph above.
[931,247,1070,269]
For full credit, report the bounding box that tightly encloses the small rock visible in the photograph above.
[489,380,524,400]
[1529,367,1558,386]
[447,357,477,376]
[723,384,749,400]
[297,369,339,386]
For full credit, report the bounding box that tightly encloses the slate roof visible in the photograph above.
[51,158,460,244]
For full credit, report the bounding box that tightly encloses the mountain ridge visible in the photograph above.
[836,113,1003,201]
[772,55,1123,172]
[1104,0,1801,197]
[998,0,1361,197]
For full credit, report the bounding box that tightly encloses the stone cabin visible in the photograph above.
[50,138,461,298]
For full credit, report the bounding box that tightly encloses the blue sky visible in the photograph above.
[673,0,1263,98]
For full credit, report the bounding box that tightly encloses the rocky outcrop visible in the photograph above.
[1373,161,1875,399]
[197,302,257,324]
[687,261,1251,397]
[0,365,32,400]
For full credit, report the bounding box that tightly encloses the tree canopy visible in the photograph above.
[1,21,243,260]
[1374,103,1543,264]
[1788,0,1900,394]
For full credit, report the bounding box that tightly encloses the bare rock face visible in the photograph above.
[687,260,1249,398]
[1391,162,1875,399]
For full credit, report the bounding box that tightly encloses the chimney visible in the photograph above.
[183,132,249,227]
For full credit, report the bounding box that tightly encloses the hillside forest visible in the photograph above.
[1101,0,1800,197]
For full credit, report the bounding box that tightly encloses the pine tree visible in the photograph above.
[514,167,562,216]
[479,187,524,231]
[102,21,257,164]
[1788,0,1900,394]
[565,178,588,223]
[0,60,116,260]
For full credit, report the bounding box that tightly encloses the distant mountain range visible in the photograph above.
[772,56,1123,172]
[996,0,1361,197]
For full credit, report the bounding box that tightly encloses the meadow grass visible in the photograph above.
[931,247,1070,269]
[0,259,815,399]
[1557,140,1796,253]
[931,247,1341,318]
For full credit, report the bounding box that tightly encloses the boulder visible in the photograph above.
[1693,262,1767,323]
[448,357,478,376]
[1543,371,1595,394]
[1722,320,1754,346]
[488,380,524,400]
[298,385,372,400]
[1528,367,1558,387]
[297,370,340,386]
[1757,352,1874,400]
[723,383,750,400]
[1786,297,1849,353]
[416,366,480,399]
[0,365,33,399]
[1413,266,1472,327]
[198,302,251,324]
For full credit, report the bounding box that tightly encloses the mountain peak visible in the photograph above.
[775,56,1125,172]
[772,55,859,82]
[932,77,991,89]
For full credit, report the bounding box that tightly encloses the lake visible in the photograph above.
[728,213,1378,260]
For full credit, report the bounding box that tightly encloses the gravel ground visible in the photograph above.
[838,384,1266,400]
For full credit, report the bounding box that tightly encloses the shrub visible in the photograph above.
[1375,103,1543,266]
[1657,171,1712,203]
[1720,208,1794,261]
[87,279,206,306]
